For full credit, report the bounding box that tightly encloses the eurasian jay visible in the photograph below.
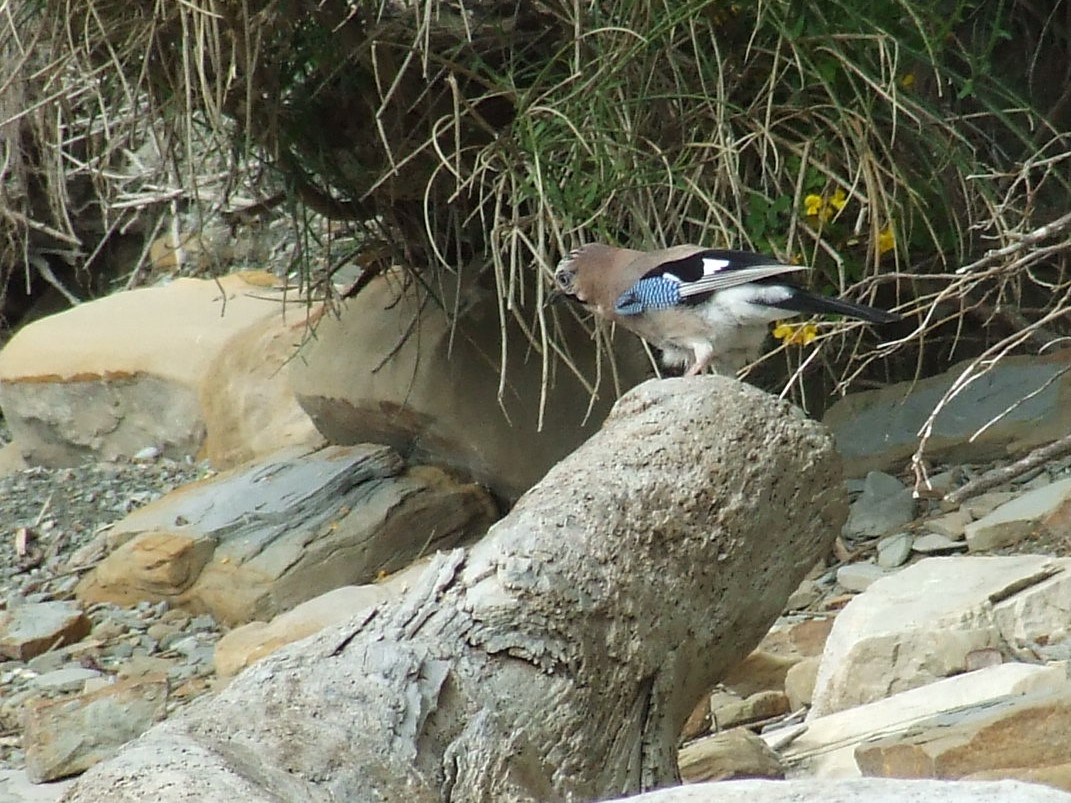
[552,243,901,375]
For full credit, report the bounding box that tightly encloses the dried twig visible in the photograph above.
[955,210,1071,275]
[943,431,1071,507]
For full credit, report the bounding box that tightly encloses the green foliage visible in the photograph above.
[14,0,1071,396]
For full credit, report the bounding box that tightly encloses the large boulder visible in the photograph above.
[0,273,320,468]
[59,376,846,802]
[823,351,1071,477]
[809,555,1071,718]
[289,270,651,501]
[75,444,497,625]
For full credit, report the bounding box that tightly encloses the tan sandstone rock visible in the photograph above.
[767,662,1071,779]
[289,269,651,501]
[23,675,168,782]
[0,602,91,661]
[77,444,497,625]
[855,687,1071,785]
[214,583,398,677]
[679,729,785,783]
[784,656,821,710]
[0,272,319,468]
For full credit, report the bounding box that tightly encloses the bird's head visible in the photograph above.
[548,253,581,305]
[546,243,646,315]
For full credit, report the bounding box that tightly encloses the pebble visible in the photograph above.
[133,446,161,462]
[837,563,890,593]
[876,533,913,568]
[912,532,968,553]
[923,510,971,540]
[843,471,916,539]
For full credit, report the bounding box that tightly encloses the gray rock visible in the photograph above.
[824,353,1071,477]
[29,667,101,694]
[837,563,890,592]
[76,444,498,625]
[876,533,913,568]
[104,643,134,660]
[785,579,822,611]
[843,471,916,538]
[187,615,216,633]
[924,509,972,540]
[25,651,67,676]
[961,492,1017,519]
[923,468,965,495]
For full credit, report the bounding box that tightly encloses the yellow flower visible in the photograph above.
[878,224,895,255]
[900,73,916,89]
[803,189,848,222]
[773,321,819,346]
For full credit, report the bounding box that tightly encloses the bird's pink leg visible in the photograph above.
[685,345,716,376]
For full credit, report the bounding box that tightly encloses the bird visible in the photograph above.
[551,243,901,375]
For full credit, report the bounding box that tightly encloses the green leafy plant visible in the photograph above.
[3,0,1069,407]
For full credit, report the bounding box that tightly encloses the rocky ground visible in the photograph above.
[2,432,1070,785]
[0,432,222,770]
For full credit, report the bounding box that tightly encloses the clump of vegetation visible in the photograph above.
[2,0,1069,407]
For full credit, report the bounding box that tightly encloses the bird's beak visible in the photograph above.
[544,289,568,307]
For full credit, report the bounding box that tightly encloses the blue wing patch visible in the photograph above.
[615,276,683,315]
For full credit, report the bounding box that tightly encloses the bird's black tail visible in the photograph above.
[773,289,901,324]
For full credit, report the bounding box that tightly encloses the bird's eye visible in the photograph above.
[555,270,575,292]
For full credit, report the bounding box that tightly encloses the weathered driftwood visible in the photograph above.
[60,376,846,803]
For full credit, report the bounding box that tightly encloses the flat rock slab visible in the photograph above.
[810,555,1071,717]
[856,686,1071,783]
[625,778,1071,802]
[0,602,90,661]
[843,471,916,538]
[0,273,319,467]
[764,663,1070,778]
[76,444,497,625]
[214,583,394,677]
[965,476,1071,552]
[823,351,1071,477]
[23,676,168,782]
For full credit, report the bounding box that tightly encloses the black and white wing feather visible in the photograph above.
[615,250,807,315]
